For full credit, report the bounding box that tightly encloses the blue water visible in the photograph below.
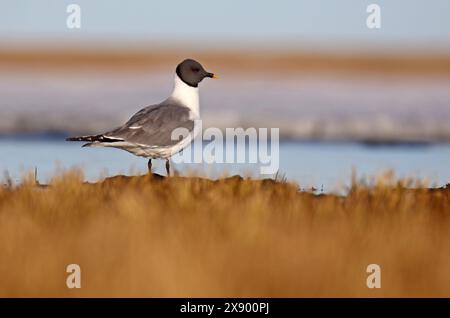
[1,139,449,192]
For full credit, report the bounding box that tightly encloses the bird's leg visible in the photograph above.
[147,159,152,174]
[165,159,170,176]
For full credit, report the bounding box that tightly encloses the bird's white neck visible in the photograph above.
[170,74,200,118]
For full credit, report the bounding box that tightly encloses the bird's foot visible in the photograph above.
[147,159,153,175]
[165,160,170,177]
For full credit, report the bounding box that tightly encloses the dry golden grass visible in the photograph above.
[0,172,449,297]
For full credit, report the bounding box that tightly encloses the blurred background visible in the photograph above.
[1,0,450,189]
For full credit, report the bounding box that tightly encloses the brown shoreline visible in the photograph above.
[2,48,450,75]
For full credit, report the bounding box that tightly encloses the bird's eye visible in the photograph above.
[191,67,200,73]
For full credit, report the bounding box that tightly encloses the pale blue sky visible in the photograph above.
[1,0,449,50]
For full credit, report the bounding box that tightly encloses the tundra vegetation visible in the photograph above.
[0,170,449,297]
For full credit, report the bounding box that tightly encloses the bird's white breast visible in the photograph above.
[170,74,200,119]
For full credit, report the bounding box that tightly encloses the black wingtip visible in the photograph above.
[66,134,122,143]
[66,135,95,142]
[66,136,88,142]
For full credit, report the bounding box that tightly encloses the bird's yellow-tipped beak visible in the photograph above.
[212,73,219,79]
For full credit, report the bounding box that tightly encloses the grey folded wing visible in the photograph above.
[105,103,195,147]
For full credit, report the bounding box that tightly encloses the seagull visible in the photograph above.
[66,59,217,176]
